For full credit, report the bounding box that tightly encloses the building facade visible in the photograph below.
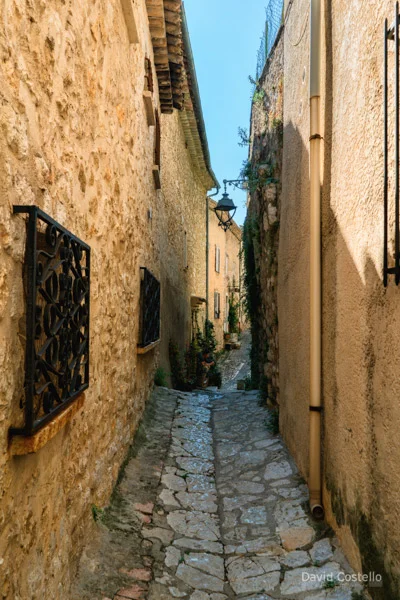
[247,1,400,596]
[245,28,283,400]
[208,198,242,349]
[0,1,216,598]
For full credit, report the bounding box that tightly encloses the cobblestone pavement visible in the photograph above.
[218,330,251,392]
[74,339,366,600]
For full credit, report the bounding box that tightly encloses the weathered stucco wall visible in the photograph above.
[208,200,241,349]
[280,0,400,596]
[279,0,311,478]
[0,1,210,598]
[247,29,283,403]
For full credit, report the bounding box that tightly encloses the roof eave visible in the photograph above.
[181,4,219,189]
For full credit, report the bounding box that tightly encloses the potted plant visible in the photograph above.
[225,297,240,348]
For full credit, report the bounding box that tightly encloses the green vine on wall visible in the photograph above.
[242,215,261,388]
[238,127,250,148]
[240,159,278,195]
[228,297,240,334]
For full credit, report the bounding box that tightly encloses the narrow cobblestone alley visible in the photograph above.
[73,336,365,600]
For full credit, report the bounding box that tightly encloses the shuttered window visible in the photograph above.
[145,57,154,93]
[215,246,220,273]
[155,110,161,169]
[214,291,221,319]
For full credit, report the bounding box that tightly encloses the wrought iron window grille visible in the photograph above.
[384,4,400,286]
[11,206,90,436]
[139,267,161,348]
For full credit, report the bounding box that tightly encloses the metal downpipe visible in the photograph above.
[309,0,324,520]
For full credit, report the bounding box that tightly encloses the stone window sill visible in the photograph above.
[120,0,139,43]
[9,393,85,456]
[152,166,161,190]
[137,339,160,354]
[143,91,156,127]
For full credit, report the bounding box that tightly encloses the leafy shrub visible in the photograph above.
[208,364,222,389]
[169,320,222,391]
[228,297,240,334]
[154,367,168,387]
[244,375,257,391]
[266,408,279,435]
[169,341,191,391]
[204,320,217,353]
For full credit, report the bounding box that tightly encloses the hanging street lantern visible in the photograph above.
[214,181,238,232]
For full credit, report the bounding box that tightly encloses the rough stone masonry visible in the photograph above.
[74,345,367,600]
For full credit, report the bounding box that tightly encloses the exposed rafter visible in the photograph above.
[179,6,218,189]
[146,0,184,113]
[145,0,218,188]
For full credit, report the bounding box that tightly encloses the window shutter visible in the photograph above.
[145,57,154,93]
[155,111,161,168]
[184,231,188,268]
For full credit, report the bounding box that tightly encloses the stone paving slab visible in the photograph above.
[73,337,368,600]
[71,386,179,599]
[141,389,365,599]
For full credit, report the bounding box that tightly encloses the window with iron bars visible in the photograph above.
[139,267,161,347]
[11,206,90,437]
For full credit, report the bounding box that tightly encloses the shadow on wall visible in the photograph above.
[159,261,191,387]
[279,112,400,598]
[322,10,399,596]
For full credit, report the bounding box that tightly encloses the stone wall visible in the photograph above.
[158,110,208,371]
[279,0,400,596]
[245,28,283,401]
[0,1,211,598]
[208,200,241,349]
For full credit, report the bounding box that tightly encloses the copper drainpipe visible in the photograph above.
[309,0,324,519]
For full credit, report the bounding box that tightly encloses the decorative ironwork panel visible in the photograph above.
[139,267,160,347]
[12,206,90,436]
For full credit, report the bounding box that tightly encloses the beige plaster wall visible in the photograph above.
[279,0,311,477]
[280,0,400,595]
[208,200,241,348]
[0,1,209,598]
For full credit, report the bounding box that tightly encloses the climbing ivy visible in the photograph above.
[228,297,240,334]
[237,126,250,147]
[240,159,278,195]
[242,215,262,388]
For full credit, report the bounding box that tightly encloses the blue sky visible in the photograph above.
[184,0,266,226]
